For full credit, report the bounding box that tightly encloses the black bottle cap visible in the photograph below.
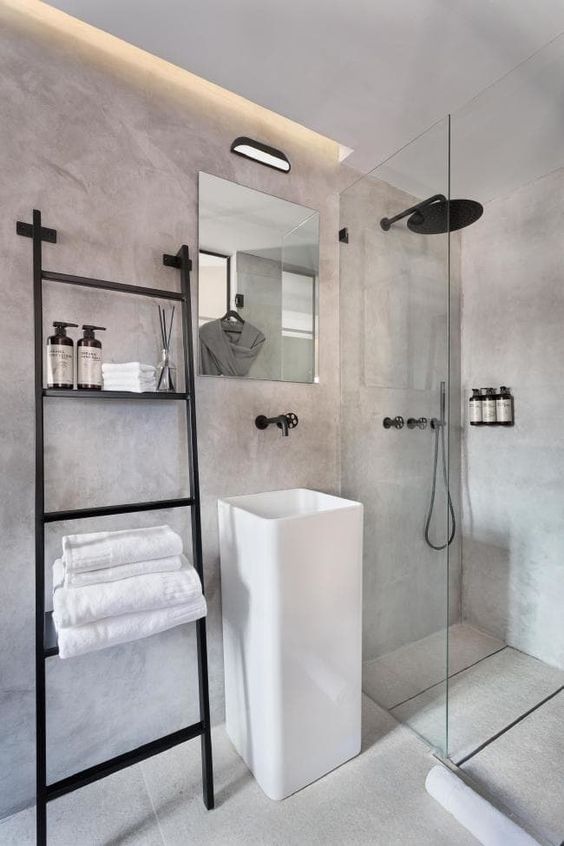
[53,321,78,336]
[81,324,106,339]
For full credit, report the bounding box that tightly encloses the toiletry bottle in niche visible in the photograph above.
[469,388,483,426]
[77,325,106,390]
[482,388,497,425]
[46,322,78,389]
[496,386,513,426]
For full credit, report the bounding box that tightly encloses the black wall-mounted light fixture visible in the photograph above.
[230,137,291,173]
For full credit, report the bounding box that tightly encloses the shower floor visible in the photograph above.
[363,622,564,844]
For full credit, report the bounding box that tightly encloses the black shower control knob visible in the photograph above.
[383,416,404,429]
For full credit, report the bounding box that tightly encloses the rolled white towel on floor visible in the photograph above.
[62,525,183,573]
[56,597,207,659]
[425,765,541,846]
[53,557,202,627]
[53,554,183,588]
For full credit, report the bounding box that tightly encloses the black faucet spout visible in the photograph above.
[255,413,299,437]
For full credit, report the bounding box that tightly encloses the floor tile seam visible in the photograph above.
[387,645,508,711]
[140,763,167,846]
[455,685,564,767]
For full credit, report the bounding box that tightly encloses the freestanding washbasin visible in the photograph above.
[218,488,363,800]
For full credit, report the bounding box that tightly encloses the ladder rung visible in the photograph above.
[46,722,205,801]
[43,389,189,401]
[42,270,184,301]
[44,497,194,522]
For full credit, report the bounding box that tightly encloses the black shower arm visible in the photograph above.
[380,193,446,231]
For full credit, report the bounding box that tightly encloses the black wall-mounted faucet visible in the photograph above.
[255,413,299,437]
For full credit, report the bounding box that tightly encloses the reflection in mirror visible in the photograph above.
[198,173,319,383]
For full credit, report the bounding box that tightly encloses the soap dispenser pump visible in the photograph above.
[77,325,106,390]
[46,321,78,389]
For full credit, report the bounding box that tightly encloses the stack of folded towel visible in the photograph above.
[52,525,206,659]
[102,362,157,392]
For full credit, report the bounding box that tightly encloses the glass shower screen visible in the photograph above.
[339,116,457,754]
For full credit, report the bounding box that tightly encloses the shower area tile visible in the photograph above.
[390,646,564,762]
[363,622,504,710]
[460,690,564,846]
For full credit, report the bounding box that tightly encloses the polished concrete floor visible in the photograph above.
[364,622,564,845]
[3,625,562,845]
[0,696,477,846]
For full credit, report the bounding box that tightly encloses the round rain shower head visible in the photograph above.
[407,199,483,234]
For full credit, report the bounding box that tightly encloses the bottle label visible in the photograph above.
[47,344,73,386]
[483,399,497,424]
[469,401,482,424]
[496,397,513,423]
[78,347,102,386]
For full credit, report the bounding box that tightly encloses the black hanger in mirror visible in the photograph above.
[220,310,244,332]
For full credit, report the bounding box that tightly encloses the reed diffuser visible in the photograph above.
[156,304,176,392]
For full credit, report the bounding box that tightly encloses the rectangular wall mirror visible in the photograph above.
[198,172,320,383]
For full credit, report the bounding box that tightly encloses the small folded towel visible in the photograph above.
[56,597,207,659]
[53,558,202,628]
[102,381,157,393]
[102,363,156,374]
[62,525,182,573]
[53,553,183,588]
[102,374,156,381]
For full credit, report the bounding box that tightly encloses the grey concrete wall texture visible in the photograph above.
[235,252,282,380]
[461,167,564,671]
[339,174,463,663]
[0,6,341,817]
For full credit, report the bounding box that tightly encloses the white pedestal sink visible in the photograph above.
[218,488,363,800]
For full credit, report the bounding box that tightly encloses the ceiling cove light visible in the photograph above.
[230,137,291,173]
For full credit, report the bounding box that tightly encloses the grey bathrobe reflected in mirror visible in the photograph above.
[199,318,266,376]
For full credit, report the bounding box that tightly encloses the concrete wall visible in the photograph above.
[339,175,462,662]
[235,252,282,380]
[0,4,341,816]
[461,167,564,671]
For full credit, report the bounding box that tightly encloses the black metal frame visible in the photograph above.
[17,210,214,845]
[198,248,232,314]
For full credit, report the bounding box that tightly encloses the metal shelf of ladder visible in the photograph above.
[17,210,214,846]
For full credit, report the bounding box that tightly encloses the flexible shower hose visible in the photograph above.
[424,418,456,550]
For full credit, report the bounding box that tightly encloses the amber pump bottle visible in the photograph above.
[482,388,497,425]
[46,321,78,389]
[77,325,106,390]
[469,388,483,426]
[496,386,514,426]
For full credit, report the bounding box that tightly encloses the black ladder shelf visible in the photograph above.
[18,210,214,846]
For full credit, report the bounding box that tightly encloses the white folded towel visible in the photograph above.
[103,375,156,389]
[53,559,202,628]
[103,372,156,381]
[102,373,156,380]
[102,363,156,374]
[62,525,183,573]
[103,385,157,393]
[56,597,207,659]
[102,381,157,393]
[53,553,183,588]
